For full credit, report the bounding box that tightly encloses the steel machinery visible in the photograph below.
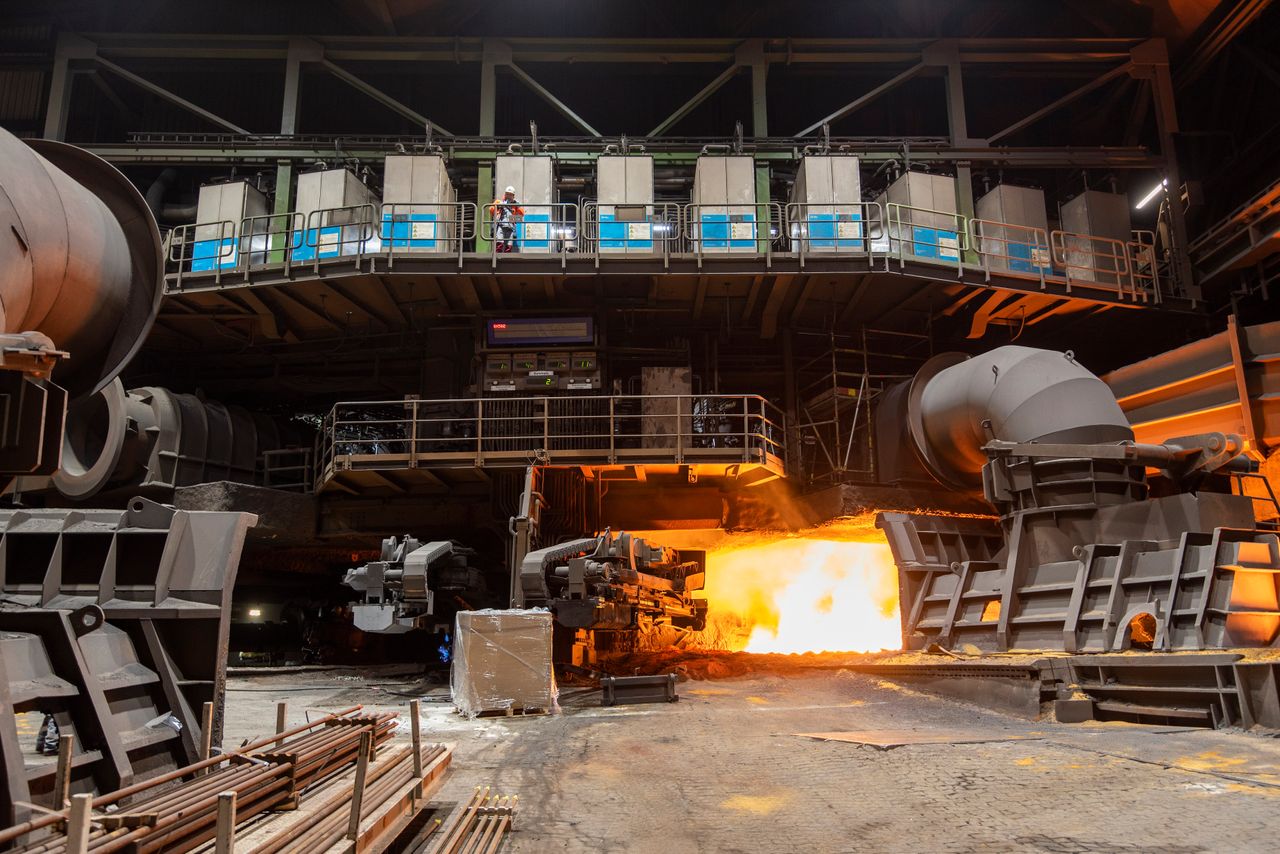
[691,154,758,253]
[873,170,961,262]
[381,153,458,253]
[48,381,285,500]
[0,129,256,823]
[291,166,381,260]
[493,153,558,253]
[875,345,1278,654]
[789,154,866,253]
[191,179,268,271]
[342,527,704,665]
[596,153,656,254]
[519,529,706,659]
[343,537,495,633]
[0,127,163,485]
[974,184,1051,274]
[1059,189,1132,286]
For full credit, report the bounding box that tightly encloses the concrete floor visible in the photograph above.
[222,666,1280,853]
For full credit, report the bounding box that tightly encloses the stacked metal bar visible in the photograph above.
[427,786,518,854]
[244,742,452,854]
[0,706,400,853]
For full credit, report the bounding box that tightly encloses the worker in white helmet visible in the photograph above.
[488,185,525,253]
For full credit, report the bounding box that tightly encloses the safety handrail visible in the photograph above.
[969,218,1051,286]
[379,201,476,256]
[316,393,786,489]
[238,211,304,268]
[1126,230,1160,303]
[166,219,237,277]
[682,202,785,261]
[260,446,314,493]
[884,203,968,267]
[580,201,684,256]
[480,201,580,264]
[1050,229,1131,297]
[302,203,380,259]
[785,201,885,262]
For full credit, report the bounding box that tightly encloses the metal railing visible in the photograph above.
[260,447,314,493]
[167,219,237,278]
[580,201,683,256]
[785,202,885,264]
[1050,229,1132,297]
[295,203,381,264]
[1127,229,1160,303]
[380,202,475,267]
[316,393,786,488]
[883,203,968,267]
[683,202,785,261]
[970,218,1052,285]
[480,202,581,265]
[161,199,1186,307]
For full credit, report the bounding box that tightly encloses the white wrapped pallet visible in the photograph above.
[451,609,557,718]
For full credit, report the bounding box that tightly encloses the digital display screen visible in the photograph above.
[486,317,594,347]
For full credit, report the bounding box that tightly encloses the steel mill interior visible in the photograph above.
[2,1,1280,851]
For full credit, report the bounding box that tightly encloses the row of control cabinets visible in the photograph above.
[187,156,1134,279]
[484,351,601,393]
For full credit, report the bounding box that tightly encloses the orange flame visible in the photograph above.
[694,529,902,654]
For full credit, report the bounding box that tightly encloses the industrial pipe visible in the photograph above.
[904,346,1133,490]
[0,127,162,400]
[52,380,281,500]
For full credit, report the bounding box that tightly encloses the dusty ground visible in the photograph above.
[222,664,1280,853]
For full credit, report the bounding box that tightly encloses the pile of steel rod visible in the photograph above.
[427,786,518,854]
[1,706,396,854]
[246,742,451,854]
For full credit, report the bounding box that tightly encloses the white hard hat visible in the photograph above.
[504,186,516,194]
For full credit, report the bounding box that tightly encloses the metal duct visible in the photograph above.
[906,346,1134,490]
[0,128,162,400]
[52,380,280,500]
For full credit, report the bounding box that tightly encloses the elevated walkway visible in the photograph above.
[316,393,786,495]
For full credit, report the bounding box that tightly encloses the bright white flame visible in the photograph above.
[248,608,262,618]
[1135,178,1168,210]
[699,536,901,654]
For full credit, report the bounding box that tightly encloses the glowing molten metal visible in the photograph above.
[697,533,901,654]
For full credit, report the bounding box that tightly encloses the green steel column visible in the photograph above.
[756,162,771,254]
[271,162,294,263]
[271,39,313,262]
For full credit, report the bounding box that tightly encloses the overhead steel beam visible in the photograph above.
[986,62,1132,144]
[649,63,742,137]
[794,62,926,138]
[506,62,601,137]
[1176,0,1274,88]
[319,57,452,135]
[82,142,1166,169]
[79,32,1143,64]
[94,55,250,134]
